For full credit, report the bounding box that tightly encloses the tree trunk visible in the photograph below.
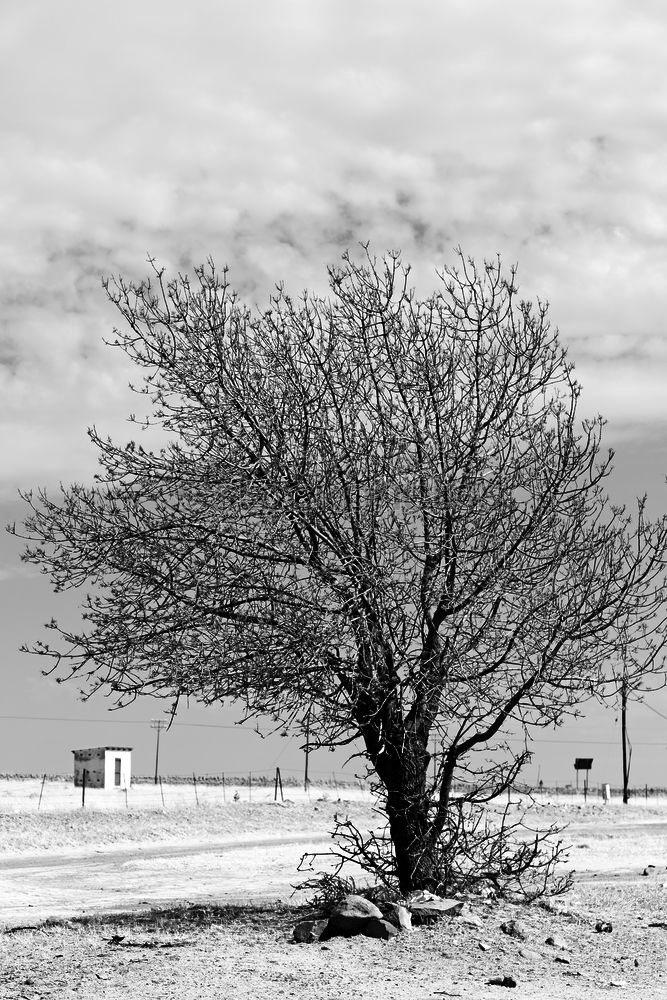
[385,787,439,893]
[376,734,439,894]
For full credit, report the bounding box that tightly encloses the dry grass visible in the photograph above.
[0,797,377,856]
[0,775,372,813]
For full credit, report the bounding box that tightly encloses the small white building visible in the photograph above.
[72,746,132,789]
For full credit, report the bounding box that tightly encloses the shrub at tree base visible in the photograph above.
[12,248,667,898]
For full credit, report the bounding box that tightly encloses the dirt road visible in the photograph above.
[2,810,667,1000]
[2,811,666,931]
[0,831,332,928]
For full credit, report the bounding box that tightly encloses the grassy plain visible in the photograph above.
[0,779,372,857]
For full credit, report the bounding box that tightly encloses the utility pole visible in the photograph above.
[304,706,311,792]
[151,719,167,785]
[617,634,632,806]
[621,677,631,805]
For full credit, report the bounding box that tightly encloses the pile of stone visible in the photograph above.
[293,890,463,943]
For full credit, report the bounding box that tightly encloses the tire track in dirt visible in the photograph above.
[0,831,333,929]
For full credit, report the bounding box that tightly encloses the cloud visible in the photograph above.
[1,0,667,497]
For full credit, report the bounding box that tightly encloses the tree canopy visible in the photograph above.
[14,248,667,895]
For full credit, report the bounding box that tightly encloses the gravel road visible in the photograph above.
[0,831,333,928]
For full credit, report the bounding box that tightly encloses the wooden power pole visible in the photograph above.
[151,719,167,785]
[304,706,311,792]
[621,678,631,805]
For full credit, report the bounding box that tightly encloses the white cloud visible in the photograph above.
[1,0,667,497]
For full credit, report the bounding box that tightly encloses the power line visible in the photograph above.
[531,736,665,746]
[643,702,667,722]
[490,734,667,747]
[1,715,665,747]
[0,715,259,730]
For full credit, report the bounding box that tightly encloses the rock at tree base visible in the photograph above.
[360,917,399,940]
[385,903,412,932]
[406,891,464,925]
[594,920,612,933]
[325,895,383,937]
[293,918,329,943]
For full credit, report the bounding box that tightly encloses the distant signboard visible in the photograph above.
[574,758,593,770]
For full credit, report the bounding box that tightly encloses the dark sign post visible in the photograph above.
[574,757,593,796]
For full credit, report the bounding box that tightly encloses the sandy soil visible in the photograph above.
[2,797,667,999]
[0,833,335,927]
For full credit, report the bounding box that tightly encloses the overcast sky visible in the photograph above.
[2,1,667,784]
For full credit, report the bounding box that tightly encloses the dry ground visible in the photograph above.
[2,883,667,1000]
[2,790,667,999]
[0,795,358,855]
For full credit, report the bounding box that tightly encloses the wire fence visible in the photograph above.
[2,774,666,813]
[517,781,667,805]
[0,773,374,813]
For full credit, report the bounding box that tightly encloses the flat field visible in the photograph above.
[0,776,372,854]
[0,775,373,814]
[1,780,667,999]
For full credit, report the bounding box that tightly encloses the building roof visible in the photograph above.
[71,746,133,754]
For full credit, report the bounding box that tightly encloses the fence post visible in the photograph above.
[82,768,87,809]
[159,776,165,808]
[37,773,46,811]
[193,772,199,807]
[274,767,284,802]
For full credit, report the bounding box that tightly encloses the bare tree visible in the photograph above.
[12,249,667,896]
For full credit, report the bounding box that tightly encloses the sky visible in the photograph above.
[2,0,667,787]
